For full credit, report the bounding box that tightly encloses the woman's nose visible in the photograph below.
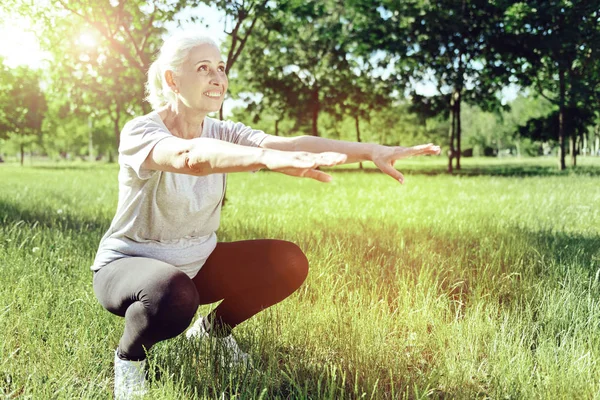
[210,71,227,85]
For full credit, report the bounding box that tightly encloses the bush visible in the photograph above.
[483,147,497,157]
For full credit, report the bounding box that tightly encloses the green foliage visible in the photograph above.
[362,102,435,147]
[9,0,193,156]
[0,59,47,162]
[0,60,46,139]
[503,0,600,99]
[460,94,555,155]
[518,107,595,143]
[230,0,391,137]
[502,0,600,166]
[354,0,513,170]
[1,0,599,166]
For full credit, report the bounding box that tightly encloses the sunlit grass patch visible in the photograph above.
[1,159,599,398]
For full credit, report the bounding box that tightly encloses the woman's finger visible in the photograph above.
[408,144,431,154]
[412,144,440,155]
[376,161,405,184]
[302,168,333,182]
[394,144,440,159]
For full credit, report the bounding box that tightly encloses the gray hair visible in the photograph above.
[145,33,220,110]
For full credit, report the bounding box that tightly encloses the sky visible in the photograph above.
[166,4,228,43]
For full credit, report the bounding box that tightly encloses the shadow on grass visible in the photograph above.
[17,159,600,177]
[524,228,600,275]
[28,164,117,171]
[326,163,600,178]
[0,198,109,233]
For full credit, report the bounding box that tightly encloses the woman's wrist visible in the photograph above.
[257,147,273,170]
[366,144,385,162]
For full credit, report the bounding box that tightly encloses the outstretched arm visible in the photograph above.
[143,136,347,182]
[260,135,441,184]
[261,136,379,164]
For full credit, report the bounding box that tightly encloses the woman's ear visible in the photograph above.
[165,70,178,93]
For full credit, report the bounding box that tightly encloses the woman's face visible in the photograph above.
[173,43,228,113]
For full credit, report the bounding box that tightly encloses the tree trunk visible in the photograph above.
[311,86,319,136]
[558,67,566,170]
[594,124,600,156]
[355,115,363,170]
[114,102,121,151]
[275,119,279,136]
[447,95,456,174]
[20,143,24,166]
[456,90,462,170]
[571,129,578,166]
[219,105,224,121]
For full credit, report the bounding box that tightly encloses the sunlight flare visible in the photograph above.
[77,32,98,48]
[0,19,47,69]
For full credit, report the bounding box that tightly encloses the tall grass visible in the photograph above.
[1,158,599,399]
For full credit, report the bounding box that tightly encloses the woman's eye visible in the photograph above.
[218,66,225,72]
[198,65,208,72]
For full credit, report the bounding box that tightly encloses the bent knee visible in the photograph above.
[275,240,309,287]
[149,271,199,322]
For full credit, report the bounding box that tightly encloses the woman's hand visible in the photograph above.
[262,149,347,182]
[371,143,441,184]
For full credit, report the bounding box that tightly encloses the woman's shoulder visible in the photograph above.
[203,116,233,135]
[122,111,164,133]
[204,115,223,127]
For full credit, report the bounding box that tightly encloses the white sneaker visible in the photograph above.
[186,316,253,368]
[114,349,147,399]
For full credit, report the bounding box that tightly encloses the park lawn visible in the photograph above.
[0,157,599,399]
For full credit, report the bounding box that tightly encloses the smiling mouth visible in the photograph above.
[203,91,222,99]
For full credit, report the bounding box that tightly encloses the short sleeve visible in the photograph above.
[119,116,173,180]
[217,120,270,147]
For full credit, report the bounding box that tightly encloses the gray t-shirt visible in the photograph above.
[91,111,269,277]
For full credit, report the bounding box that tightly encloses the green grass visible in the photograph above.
[1,157,599,399]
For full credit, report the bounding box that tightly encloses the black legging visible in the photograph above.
[93,239,309,361]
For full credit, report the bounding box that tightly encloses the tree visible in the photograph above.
[364,101,435,147]
[410,0,512,172]
[518,107,595,154]
[352,0,511,172]
[12,0,188,151]
[232,0,372,137]
[503,0,600,169]
[0,59,47,165]
[455,94,555,156]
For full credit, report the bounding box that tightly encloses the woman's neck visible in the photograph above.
[159,104,206,139]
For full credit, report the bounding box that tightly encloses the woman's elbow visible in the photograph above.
[182,152,210,175]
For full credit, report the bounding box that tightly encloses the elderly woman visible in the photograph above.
[91,32,440,398]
